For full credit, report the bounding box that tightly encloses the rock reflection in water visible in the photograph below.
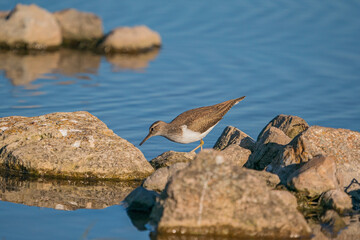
[0,174,140,210]
[0,51,60,86]
[106,49,160,71]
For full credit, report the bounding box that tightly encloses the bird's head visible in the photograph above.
[139,120,167,146]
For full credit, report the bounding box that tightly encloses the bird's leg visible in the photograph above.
[191,139,204,153]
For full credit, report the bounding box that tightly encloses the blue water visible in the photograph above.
[1,0,360,239]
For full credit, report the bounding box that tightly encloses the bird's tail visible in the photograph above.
[234,96,246,105]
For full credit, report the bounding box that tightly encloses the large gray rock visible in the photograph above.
[54,8,103,48]
[0,4,62,49]
[213,126,255,151]
[150,150,311,238]
[245,126,291,170]
[257,114,309,141]
[287,155,340,197]
[0,111,154,180]
[100,25,161,53]
[149,151,196,170]
[268,126,360,187]
[0,175,139,210]
[143,162,188,192]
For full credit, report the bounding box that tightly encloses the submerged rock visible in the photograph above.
[213,126,255,151]
[143,162,188,192]
[100,25,161,53]
[0,4,62,49]
[54,8,103,48]
[287,155,339,197]
[0,111,154,180]
[150,150,311,238]
[149,151,196,170]
[268,126,360,187]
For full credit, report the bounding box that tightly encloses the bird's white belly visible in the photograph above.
[168,124,216,144]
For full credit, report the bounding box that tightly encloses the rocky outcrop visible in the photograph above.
[99,25,161,53]
[54,8,103,48]
[245,126,291,170]
[0,4,62,49]
[0,111,154,180]
[143,162,188,192]
[150,150,311,238]
[0,175,139,210]
[149,151,196,170]
[287,155,340,197]
[257,114,309,141]
[213,126,255,151]
[268,126,360,187]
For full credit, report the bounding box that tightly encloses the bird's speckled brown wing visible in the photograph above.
[170,96,245,133]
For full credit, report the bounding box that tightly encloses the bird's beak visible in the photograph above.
[139,132,153,146]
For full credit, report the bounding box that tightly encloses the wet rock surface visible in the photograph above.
[213,126,255,151]
[54,8,103,48]
[287,155,340,197]
[0,4,62,49]
[0,174,139,210]
[149,151,196,170]
[0,111,154,180]
[143,162,188,192]
[150,150,312,238]
[268,126,360,187]
[100,25,161,53]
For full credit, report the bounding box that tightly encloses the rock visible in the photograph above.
[0,4,62,49]
[213,126,255,151]
[268,126,360,187]
[257,114,309,141]
[0,11,9,18]
[287,155,339,197]
[143,162,188,192]
[150,150,311,238]
[0,111,154,180]
[220,145,251,167]
[248,169,281,188]
[53,8,103,48]
[245,127,291,170]
[150,151,196,170]
[123,187,159,212]
[0,175,139,210]
[100,25,161,53]
[320,189,353,214]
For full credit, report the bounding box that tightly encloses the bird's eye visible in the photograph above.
[150,127,154,132]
